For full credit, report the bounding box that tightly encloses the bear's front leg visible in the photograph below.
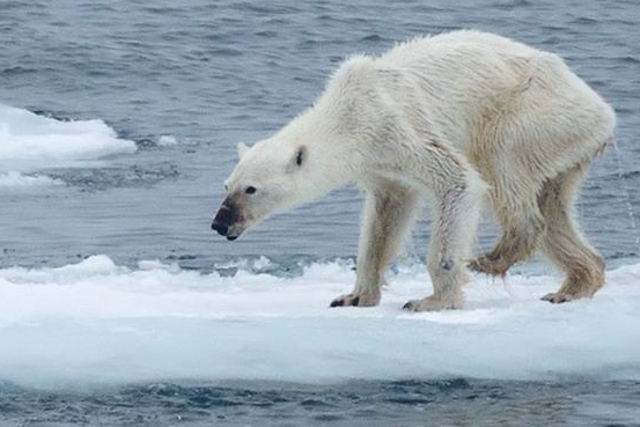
[330,182,419,308]
[403,171,485,311]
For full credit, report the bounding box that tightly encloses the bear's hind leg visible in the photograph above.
[469,183,546,277]
[330,182,419,308]
[537,165,605,303]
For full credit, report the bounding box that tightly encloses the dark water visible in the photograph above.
[1,0,639,425]
[0,0,639,270]
[2,380,640,427]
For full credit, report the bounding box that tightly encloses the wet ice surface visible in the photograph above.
[0,257,639,386]
[0,258,639,425]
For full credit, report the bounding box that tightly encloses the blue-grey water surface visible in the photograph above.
[1,0,639,425]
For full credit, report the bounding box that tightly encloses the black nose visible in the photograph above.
[211,221,228,236]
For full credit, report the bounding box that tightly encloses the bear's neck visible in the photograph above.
[279,107,363,195]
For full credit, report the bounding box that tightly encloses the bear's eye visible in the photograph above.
[245,186,257,195]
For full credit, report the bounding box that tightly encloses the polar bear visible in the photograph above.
[211,30,615,311]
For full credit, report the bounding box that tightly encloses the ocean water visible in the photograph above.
[0,0,639,426]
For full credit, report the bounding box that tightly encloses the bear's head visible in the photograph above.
[211,139,310,241]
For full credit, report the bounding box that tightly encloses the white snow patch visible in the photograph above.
[0,256,639,387]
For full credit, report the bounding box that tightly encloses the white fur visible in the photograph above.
[220,30,615,310]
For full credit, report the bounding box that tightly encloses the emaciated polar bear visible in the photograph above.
[212,30,615,311]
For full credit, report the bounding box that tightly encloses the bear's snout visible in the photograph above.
[212,199,243,240]
[211,220,228,236]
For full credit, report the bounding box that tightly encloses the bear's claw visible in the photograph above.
[402,301,415,310]
[329,296,358,307]
[541,292,575,304]
[329,292,378,308]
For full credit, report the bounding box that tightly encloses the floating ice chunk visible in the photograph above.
[0,103,136,163]
[157,135,178,146]
[0,171,63,188]
[0,256,639,387]
[157,135,196,146]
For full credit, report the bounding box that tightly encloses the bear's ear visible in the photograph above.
[237,142,250,159]
[295,145,307,166]
[286,145,307,173]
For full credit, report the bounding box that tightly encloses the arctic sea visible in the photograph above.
[1,0,639,426]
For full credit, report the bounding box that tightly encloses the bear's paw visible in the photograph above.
[402,295,462,311]
[329,292,380,308]
[468,254,511,277]
[541,292,576,304]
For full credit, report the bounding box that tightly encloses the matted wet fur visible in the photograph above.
[212,30,615,311]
